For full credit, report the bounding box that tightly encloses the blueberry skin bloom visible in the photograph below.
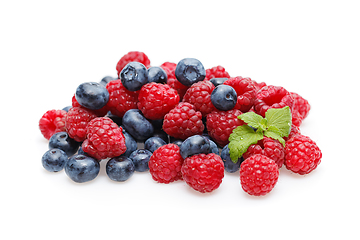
[175,58,206,86]
[220,144,244,173]
[129,149,152,172]
[147,66,167,84]
[144,136,167,153]
[180,135,210,159]
[120,62,148,91]
[49,132,80,157]
[75,82,109,110]
[106,156,135,182]
[65,154,100,183]
[211,84,237,111]
[41,148,68,172]
[122,109,154,141]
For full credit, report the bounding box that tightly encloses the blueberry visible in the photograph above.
[121,127,138,157]
[41,148,68,172]
[144,137,167,152]
[62,106,72,112]
[175,58,206,86]
[106,112,122,126]
[122,109,154,141]
[209,77,228,86]
[220,144,244,173]
[65,154,100,183]
[106,156,135,182]
[209,139,219,155]
[75,82,109,110]
[100,76,117,87]
[180,135,210,159]
[49,132,80,157]
[170,138,183,147]
[129,149,152,172]
[147,66,167,84]
[120,62,148,91]
[210,84,237,111]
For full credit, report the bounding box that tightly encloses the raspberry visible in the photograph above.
[284,125,301,142]
[181,153,224,193]
[163,102,204,140]
[291,110,303,127]
[253,85,294,117]
[167,77,189,100]
[249,79,267,92]
[105,79,139,117]
[243,137,285,168]
[39,109,67,140]
[82,117,127,160]
[149,144,184,183]
[160,62,176,79]
[223,77,257,112]
[284,134,322,175]
[183,80,215,116]
[116,51,150,77]
[72,95,109,117]
[137,82,180,120]
[240,154,279,196]
[291,92,311,120]
[65,107,97,142]
[206,109,244,147]
[204,66,230,81]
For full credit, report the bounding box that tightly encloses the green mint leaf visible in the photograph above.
[265,106,292,137]
[238,112,267,131]
[228,125,264,163]
[264,128,286,147]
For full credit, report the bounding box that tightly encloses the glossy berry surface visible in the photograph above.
[210,84,237,111]
[106,156,135,182]
[129,149,152,172]
[220,144,243,173]
[75,82,110,110]
[121,128,138,157]
[204,65,230,81]
[116,51,150,76]
[144,136,167,153]
[147,66,167,83]
[49,131,80,157]
[120,62,148,91]
[65,154,100,183]
[39,109,67,140]
[209,77,228,87]
[41,148,68,172]
[179,135,210,159]
[122,109,154,141]
[183,80,215,116]
[175,58,206,86]
[100,76,117,86]
[65,107,97,142]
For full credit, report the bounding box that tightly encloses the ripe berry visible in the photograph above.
[149,144,184,183]
[210,84,237,111]
[284,135,322,175]
[179,135,210,159]
[240,154,279,196]
[290,92,311,120]
[106,156,135,182]
[175,58,206,86]
[49,131,80,157]
[223,77,257,112]
[121,128,138,157]
[122,109,154,141]
[144,136,167,153]
[147,66,167,83]
[39,109,67,140]
[129,149,152,172]
[120,62,148,91]
[116,51,151,77]
[220,144,244,173]
[65,107,97,142]
[100,76,117,87]
[41,148,68,172]
[183,80,215,116]
[71,95,109,117]
[65,154,100,183]
[204,65,230,81]
[209,77,228,87]
[75,82,109,110]
[181,153,225,193]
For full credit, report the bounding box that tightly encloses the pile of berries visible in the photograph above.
[39,51,322,196]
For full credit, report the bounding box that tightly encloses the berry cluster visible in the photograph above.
[39,51,321,195]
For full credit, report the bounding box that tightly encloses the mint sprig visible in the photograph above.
[228,106,292,163]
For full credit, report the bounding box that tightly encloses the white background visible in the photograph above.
[1,0,359,239]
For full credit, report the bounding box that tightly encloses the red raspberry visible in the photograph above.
[72,95,109,117]
[240,154,279,196]
[291,110,303,127]
[116,51,150,77]
[223,77,257,112]
[65,107,97,142]
[163,102,204,140]
[204,66,230,80]
[137,82,180,120]
[160,62,176,79]
[39,109,67,140]
[291,92,311,120]
[253,85,294,117]
[249,79,267,92]
[284,134,322,175]
[206,109,244,147]
[105,79,139,117]
[167,77,189,100]
[284,125,301,142]
[181,153,224,193]
[183,80,215,116]
[149,144,184,183]
[243,137,285,168]
[82,117,127,160]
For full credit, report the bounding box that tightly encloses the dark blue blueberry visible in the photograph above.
[170,138,183,147]
[77,146,87,155]
[147,66,167,84]
[152,129,169,143]
[180,135,210,159]
[121,127,138,157]
[122,109,154,141]
[100,76,117,87]
[75,82,109,110]
[144,137,167,153]
[65,154,100,183]
[41,148,68,172]
[209,77,228,87]
[129,149,152,172]
[106,156,135,182]
[220,144,244,173]
[62,106,72,112]
[174,58,206,86]
[106,112,122,126]
[49,132,80,157]
[209,139,219,155]
[211,84,237,111]
[120,62,148,91]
